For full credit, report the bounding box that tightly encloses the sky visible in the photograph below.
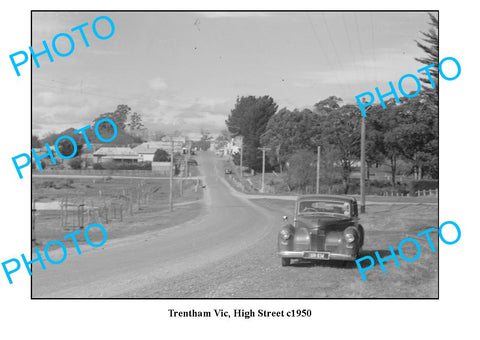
[31,11,435,138]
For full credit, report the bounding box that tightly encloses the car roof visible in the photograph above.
[297,195,356,203]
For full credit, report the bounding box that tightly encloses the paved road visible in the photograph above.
[32,151,276,298]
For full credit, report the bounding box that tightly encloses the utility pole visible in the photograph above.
[181,141,191,197]
[185,141,191,177]
[360,105,371,213]
[258,147,271,193]
[360,116,366,213]
[316,145,321,194]
[239,136,243,177]
[169,138,174,212]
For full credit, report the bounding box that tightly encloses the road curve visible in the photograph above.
[32,151,276,298]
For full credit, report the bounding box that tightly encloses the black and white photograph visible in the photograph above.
[5,0,480,338]
[29,11,440,298]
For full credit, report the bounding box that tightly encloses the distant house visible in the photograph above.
[225,137,241,155]
[93,147,138,163]
[132,142,167,162]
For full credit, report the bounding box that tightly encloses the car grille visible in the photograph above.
[310,229,326,251]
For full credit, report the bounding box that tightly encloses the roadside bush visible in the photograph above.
[68,158,82,169]
[153,149,170,162]
[95,161,152,171]
[32,160,47,171]
[369,179,391,188]
[346,179,360,194]
[408,180,438,196]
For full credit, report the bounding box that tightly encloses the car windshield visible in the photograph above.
[298,200,351,217]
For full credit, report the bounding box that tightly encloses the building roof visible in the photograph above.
[93,147,137,157]
[132,142,169,155]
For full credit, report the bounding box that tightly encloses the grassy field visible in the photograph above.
[255,198,439,297]
[32,174,204,247]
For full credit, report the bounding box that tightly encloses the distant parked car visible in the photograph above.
[224,168,232,174]
[187,159,198,166]
[277,195,364,266]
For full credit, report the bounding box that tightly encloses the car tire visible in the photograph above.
[281,258,291,266]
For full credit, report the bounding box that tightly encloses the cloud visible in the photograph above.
[148,77,168,91]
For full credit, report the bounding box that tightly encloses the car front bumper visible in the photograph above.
[277,251,357,261]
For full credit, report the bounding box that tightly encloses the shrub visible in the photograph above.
[94,161,152,171]
[68,158,83,169]
[369,179,391,188]
[153,149,170,162]
[408,180,438,196]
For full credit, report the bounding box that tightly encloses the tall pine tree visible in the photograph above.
[415,13,439,109]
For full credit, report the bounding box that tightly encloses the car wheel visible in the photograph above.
[281,258,291,266]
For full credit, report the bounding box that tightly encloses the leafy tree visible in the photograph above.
[152,130,166,141]
[393,95,438,179]
[313,96,343,115]
[320,104,361,193]
[32,135,41,148]
[225,95,277,170]
[215,129,230,149]
[286,150,317,192]
[153,149,170,162]
[57,138,83,158]
[198,129,213,151]
[128,111,144,131]
[93,104,131,132]
[260,108,322,171]
[68,158,83,169]
[365,95,438,185]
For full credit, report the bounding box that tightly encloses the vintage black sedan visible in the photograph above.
[277,195,364,266]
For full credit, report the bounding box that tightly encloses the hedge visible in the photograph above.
[93,162,152,170]
[408,180,438,195]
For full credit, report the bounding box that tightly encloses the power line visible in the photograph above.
[370,12,378,84]
[353,13,369,84]
[341,13,362,90]
[320,13,352,96]
[305,13,350,99]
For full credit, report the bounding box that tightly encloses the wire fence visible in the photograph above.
[32,177,200,241]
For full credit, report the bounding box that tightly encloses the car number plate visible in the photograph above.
[304,252,330,260]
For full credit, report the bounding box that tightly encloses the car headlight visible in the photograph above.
[344,232,355,243]
[280,229,291,240]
